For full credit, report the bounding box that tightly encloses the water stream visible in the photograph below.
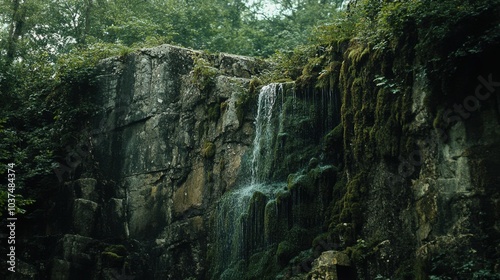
[212,84,285,276]
[251,83,281,185]
[212,82,340,278]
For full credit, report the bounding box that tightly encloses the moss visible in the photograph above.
[276,241,299,267]
[248,191,267,210]
[333,174,347,194]
[329,174,347,231]
[312,232,335,250]
[101,244,127,267]
[343,238,381,265]
[296,56,323,88]
[246,249,279,280]
[201,141,216,158]
[101,251,124,267]
[324,123,343,156]
[316,61,342,89]
[102,251,122,259]
[219,260,246,280]
[337,42,418,272]
[330,172,367,245]
[151,186,158,197]
[264,200,278,243]
[286,227,312,251]
[347,43,370,66]
[276,191,290,205]
[374,116,399,158]
[332,222,355,246]
[287,173,316,201]
[272,78,294,84]
[192,56,218,91]
[104,244,127,256]
[248,77,262,95]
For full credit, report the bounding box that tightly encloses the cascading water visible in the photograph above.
[212,84,285,278]
[211,82,340,279]
[251,83,280,185]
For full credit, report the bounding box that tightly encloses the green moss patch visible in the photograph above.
[201,141,216,158]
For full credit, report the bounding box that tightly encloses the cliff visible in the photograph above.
[6,22,500,280]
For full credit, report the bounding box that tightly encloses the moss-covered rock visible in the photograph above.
[324,123,343,152]
[247,249,280,280]
[201,141,216,158]
[101,244,128,267]
[264,200,280,244]
[192,56,219,91]
[277,241,299,267]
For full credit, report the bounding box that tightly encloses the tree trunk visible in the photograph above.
[5,0,24,66]
[79,0,93,46]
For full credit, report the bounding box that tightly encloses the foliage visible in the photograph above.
[2,0,495,65]
[0,0,350,219]
[0,0,348,60]
[0,39,133,214]
[0,118,36,216]
[266,0,500,86]
[265,45,316,83]
[373,75,401,95]
[345,0,500,56]
[49,43,132,140]
[0,191,35,217]
[0,1,498,279]
[0,52,57,192]
[311,9,362,45]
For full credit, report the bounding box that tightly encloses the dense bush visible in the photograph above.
[0,43,131,216]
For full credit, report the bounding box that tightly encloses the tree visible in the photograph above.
[3,0,27,66]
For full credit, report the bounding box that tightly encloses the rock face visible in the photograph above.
[326,35,500,278]
[20,45,269,280]
[29,44,341,280]
[42,44,339,280]
[307,251,353,280]
[88,45,268,279]
[8,38,499,280]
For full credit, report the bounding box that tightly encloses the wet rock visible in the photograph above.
[72,44,267,279]
[307,251,351,280]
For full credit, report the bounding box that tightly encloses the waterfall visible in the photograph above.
[212,84,285,278]
[211,83,341,278]
[251,83,281,185]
